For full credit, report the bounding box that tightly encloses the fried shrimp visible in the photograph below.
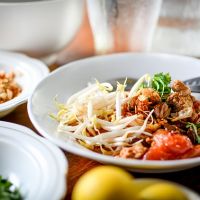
[122,88,161,115]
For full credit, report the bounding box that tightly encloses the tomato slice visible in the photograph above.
[181,145,200,159]
[144,129,193,160]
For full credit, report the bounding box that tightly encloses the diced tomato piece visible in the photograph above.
[144,145,173,160]
[144,129,193,160]
[181,145,200,159]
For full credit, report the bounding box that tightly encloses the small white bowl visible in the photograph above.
[0,121,68,200]
[0,0,84,59]
[0,50,49,117]
[28,53,200,173]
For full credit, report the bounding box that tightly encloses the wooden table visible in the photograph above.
[2,12,200,200]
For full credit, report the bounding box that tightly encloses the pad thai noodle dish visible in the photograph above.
[51,73,200,160]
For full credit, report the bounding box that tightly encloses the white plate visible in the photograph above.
[28,53,200,173]
[0,51,49,117]
[0,121,67,200]
[134,178,200,200]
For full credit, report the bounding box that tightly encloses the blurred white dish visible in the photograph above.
[0,0,84,59]
[0,51,49,117]
[28,53,200,173]
[0,121,67,200]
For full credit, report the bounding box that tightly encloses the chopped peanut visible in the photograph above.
[0,71,21,104]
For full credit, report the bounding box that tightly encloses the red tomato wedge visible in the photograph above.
[181,145,200,159]
[144,129,193,160]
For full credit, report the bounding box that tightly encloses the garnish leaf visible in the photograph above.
[152,72,171,99]
[0,176,22,200]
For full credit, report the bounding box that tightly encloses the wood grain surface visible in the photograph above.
[2,11,200,200]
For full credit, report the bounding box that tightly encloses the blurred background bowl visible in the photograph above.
[0,50,49,118]
[0,0,84,62]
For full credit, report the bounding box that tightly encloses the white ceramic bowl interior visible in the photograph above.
[0,51,49,117]
[28,53,200,173]
[0,0,84,58]
[0,121,67,200]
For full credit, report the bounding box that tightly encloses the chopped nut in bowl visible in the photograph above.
[0,51,49,118]
[0,71,22,104]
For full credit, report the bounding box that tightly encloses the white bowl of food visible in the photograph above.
[0,121,67,200]
[0,0,84,59]
[0,50,49,117]
[28,53,200,173]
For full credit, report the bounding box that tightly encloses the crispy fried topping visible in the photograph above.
[0,71,21,104]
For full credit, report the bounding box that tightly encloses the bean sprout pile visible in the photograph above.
[52,75,153,155]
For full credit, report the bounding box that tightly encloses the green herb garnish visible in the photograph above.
[139,72,171,99]
[186,122,200,144]
[152,72,171,99]
[0,176,22,200]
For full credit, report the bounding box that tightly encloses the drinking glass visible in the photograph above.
[87,0,162,54]
[152,0,200,57]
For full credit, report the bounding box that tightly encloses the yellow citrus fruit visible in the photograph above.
[72,165,137,200]
[138,182,188,200]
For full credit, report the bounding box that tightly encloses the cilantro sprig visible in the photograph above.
[152,72,171,99]
[0,176,22,200]
[139,72,171,100]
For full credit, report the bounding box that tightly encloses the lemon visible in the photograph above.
[138,182,188,200]
[72,165,137,200]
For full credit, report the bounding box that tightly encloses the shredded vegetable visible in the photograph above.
[52,78,154,155]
